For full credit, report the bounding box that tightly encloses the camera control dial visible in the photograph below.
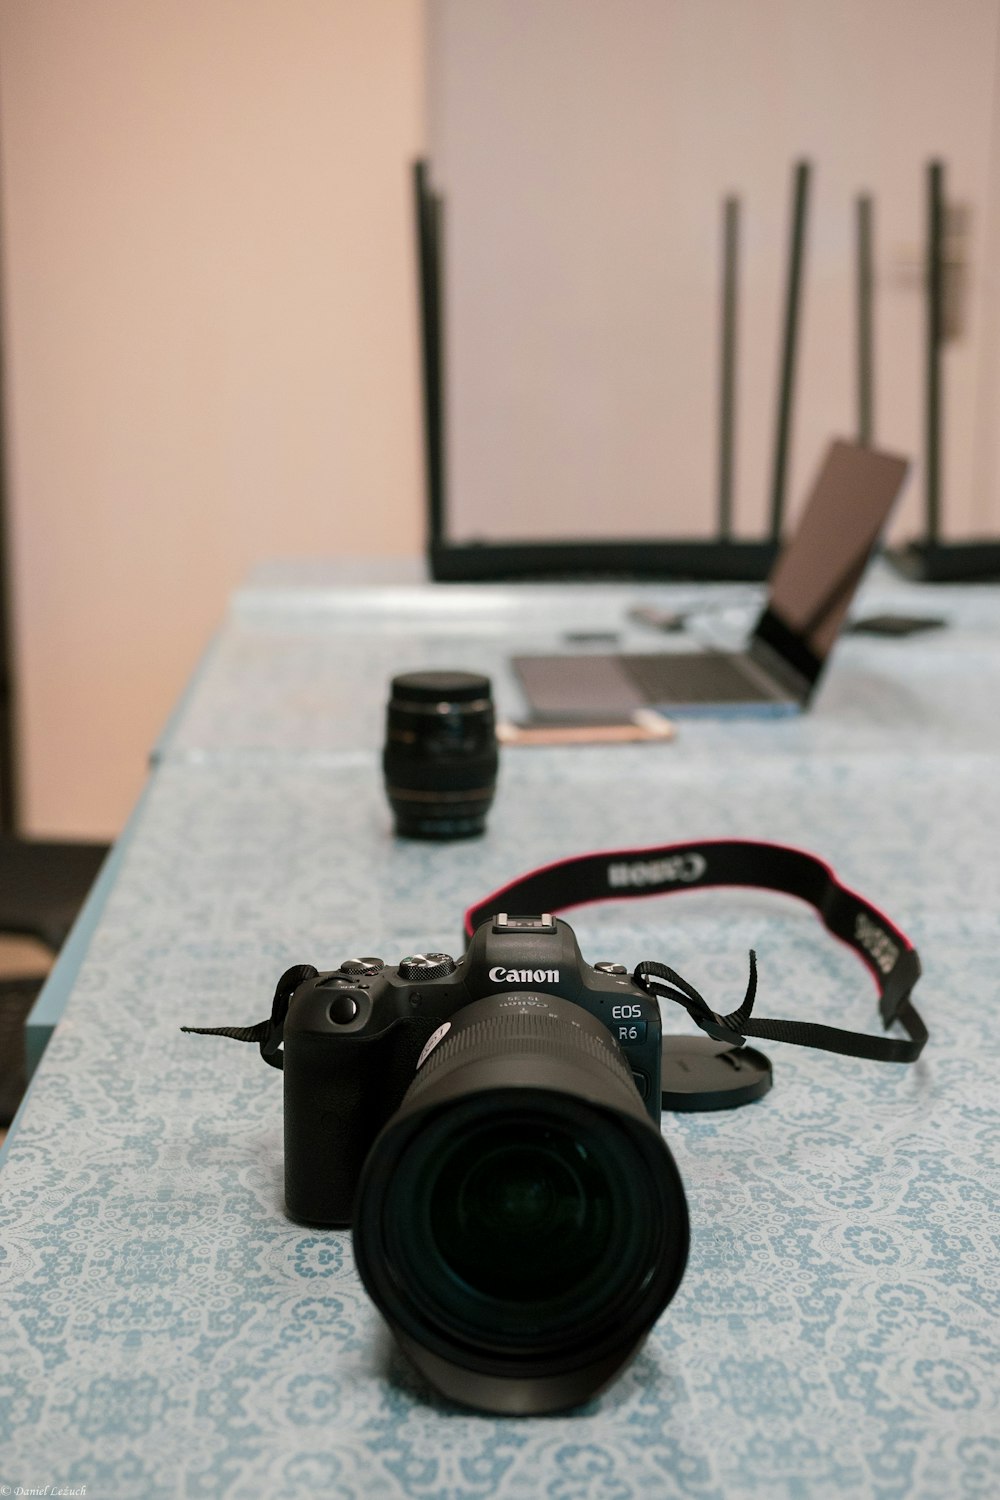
[594,962,628,976]
[398,953,457,981]
[340,957,385,976]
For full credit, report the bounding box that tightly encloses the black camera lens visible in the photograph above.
[353,993,688,1415]
[382,670,498,840]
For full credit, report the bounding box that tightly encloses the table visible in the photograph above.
[2,562,998,1499]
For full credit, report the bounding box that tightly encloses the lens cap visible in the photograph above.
[390,670,492,703]
[660,1036,772,1112]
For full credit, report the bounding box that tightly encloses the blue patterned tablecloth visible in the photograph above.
[2,568,999,1499]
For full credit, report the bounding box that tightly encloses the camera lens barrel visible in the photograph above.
[382,670,498,840]
[353,993,689,1415]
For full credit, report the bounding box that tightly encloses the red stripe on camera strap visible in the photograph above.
[464,839,927,1064]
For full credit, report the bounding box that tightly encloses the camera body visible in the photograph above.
[282,913,662,1225]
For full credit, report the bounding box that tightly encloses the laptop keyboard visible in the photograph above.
[620,652,778,704]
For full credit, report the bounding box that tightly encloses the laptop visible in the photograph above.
[513,440,910,719]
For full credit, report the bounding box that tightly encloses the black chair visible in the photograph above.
[0,974,45,1126]
[0,835,109,952]
[0,836,109,1125]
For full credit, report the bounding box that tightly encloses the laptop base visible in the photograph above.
[513,652,798,722]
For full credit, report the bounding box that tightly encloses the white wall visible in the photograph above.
[0,0,426,837]
[429,0,1000,546]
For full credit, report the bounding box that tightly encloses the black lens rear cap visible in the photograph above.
[391,671,492,704]
[660,1035,772,1112]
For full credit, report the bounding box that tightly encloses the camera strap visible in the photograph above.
[464,839,927,1064]
[180,962,318,1069]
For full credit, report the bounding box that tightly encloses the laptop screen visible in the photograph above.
[753,440,909,683]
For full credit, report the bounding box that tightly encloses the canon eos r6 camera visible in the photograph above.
[274,913,689,1413]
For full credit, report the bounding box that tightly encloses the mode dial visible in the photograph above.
[398,953,456,982]
[339,957,385,976]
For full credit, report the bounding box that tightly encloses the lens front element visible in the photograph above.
[431,1123,612,1302]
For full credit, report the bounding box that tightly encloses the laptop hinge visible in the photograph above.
[746,634,813,703]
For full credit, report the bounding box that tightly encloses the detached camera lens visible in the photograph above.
[383,670,498,840]
[353,993,688,1415]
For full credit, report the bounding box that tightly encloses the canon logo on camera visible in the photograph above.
[488,965,560,984]
[607,853,707,889]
